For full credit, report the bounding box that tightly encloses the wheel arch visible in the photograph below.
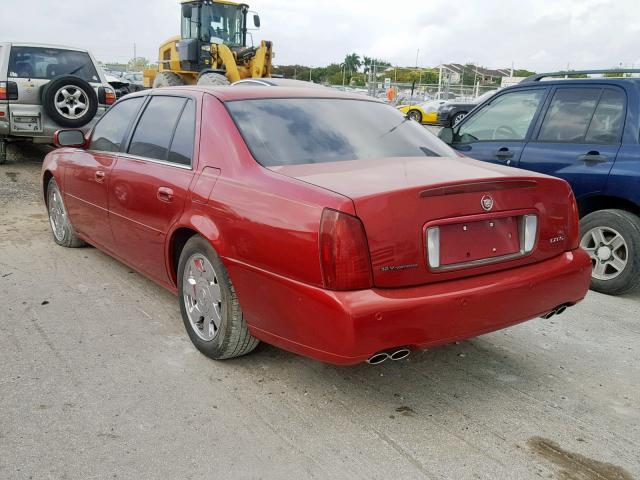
[42,169,54,205]
[166,214,223,286]
[578,194,640,218]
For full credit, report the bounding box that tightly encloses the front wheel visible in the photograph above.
[46,178,85,247]
[197,72,230,86]
[580,209,640,295]
[177,235,259,360]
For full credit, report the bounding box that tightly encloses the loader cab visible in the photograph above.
[181,1,249,49]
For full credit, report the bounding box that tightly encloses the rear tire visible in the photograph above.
[178,235,259,360]
[407,109,422,123]
[0,140,6,165]
[579,209,640,295]
[452,111,467,125]
[46,178,85,248]
[197,72,230,86]
[152,72,185,88]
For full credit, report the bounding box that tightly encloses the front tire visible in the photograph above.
[46,178,85,248]
[152,71,185,88]
[580,209,640,295]
[178,236,259,360]
[197,72,230,86]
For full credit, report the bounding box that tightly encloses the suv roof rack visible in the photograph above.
[523,69,640,83]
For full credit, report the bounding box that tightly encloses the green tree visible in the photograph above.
[128,57,150,72]
[343,53,362,75]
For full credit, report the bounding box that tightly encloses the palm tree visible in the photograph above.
[343,53,362,75]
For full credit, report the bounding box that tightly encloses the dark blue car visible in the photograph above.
[440,70,640,295]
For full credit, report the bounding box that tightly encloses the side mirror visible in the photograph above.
[253,14,261,28]
[438,127,454,144]
[54,129,86,148]
[181,4,192,18]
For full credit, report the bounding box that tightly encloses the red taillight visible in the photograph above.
[0,82,6,100]
[105,90,116,105]
[568,190,580,249]
[319,208,373,291]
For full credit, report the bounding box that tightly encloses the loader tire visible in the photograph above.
[152,72,184,88]
[197,73,230,86]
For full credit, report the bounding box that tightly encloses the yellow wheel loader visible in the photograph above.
[144,0,273,88]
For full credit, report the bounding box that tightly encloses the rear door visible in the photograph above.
[64,96,145,248]
[108,94,198,284]
[517,86,625,199]
[450,87,548,166]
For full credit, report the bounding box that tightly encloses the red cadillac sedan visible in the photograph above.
[42,86,591,365]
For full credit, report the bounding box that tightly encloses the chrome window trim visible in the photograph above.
[117,153,193,170]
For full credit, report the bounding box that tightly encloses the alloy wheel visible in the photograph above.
[182,254,223,341]
[580,226,628,280]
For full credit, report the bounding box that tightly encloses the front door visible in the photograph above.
[450,87,548,167]
[109,95,197,284]
[64,96,145,247]
[517,86,625,200]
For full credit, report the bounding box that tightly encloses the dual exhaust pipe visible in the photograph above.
[367,347,411,365]
[541,303,570,320]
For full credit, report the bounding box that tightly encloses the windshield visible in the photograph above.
[227,98,456,166]
[200,3,244,46]
[8,46,100,82]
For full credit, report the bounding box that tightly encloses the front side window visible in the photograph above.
[227,98,456,166]
[89,97,145,153]
[8,46,100,82]
[455,89,545,143]
[538,88,601,142]
[128,96,189,162]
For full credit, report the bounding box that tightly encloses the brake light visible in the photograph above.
[567,191,580,249]
[105,89,116,105]
[319,208,373,290]
[0,82,6,100]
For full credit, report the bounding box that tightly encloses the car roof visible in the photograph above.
[515,77,640,88]
[0,42,91,53]
[130,85,381,103]
[232,78,329,89]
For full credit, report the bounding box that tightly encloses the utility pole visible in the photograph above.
[133,42,137,62]
[415,48,419,68]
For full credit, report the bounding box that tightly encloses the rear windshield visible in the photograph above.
[226,98,456,166]
[8,46,100,83]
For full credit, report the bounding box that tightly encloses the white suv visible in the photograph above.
[0,42,115,163]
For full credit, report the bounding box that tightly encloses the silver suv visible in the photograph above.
[0,42,115,164]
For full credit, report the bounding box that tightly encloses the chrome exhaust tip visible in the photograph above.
[389,348,411,361]
[555,305,568,315]
[541,310,555,320]
[367,352,389,365]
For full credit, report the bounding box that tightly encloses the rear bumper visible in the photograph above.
[227,249,592,365]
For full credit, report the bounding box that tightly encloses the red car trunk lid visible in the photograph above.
[270,156,577,288]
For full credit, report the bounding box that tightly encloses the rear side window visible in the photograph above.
[226,98,455,166]
[585,89,625,144]
[8,46,100,82]
[90,97,144,153]
[455,89,545,143]
[537,88,601,142]
[168,100,196,165]
[128,96,188,161]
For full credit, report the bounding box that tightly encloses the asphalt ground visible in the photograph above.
[1,145,639,480]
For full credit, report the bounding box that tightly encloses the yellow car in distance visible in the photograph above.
[397,101,445,124]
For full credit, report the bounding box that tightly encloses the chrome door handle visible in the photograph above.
[157,186,174,203]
